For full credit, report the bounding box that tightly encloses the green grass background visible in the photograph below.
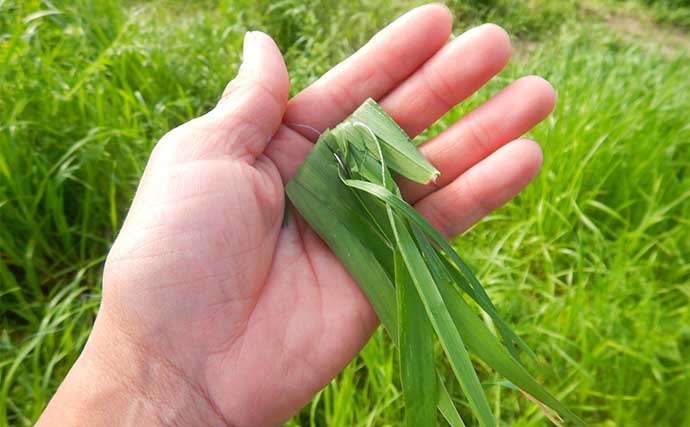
[1,0,689,425]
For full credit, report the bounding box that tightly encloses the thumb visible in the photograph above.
[201,31,289,161]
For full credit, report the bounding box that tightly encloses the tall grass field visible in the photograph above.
[1,0,689,426]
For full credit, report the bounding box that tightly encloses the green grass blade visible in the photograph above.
[389,213,495,427]
[411,226,587,426]
[437,280,588,427]
[412,222,530,361]
[395,248,437,427]
[438,255,533,361]
[409,223,583,425]
[342,178,588,424]
[437,373,467,427]
[341,178,535,359]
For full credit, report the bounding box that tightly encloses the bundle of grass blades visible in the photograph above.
[286,99,586,427]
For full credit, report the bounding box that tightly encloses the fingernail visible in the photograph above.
[240,31,258,73]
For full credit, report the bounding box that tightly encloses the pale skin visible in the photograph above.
[37,5,556,427]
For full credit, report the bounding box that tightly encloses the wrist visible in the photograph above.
[37,313,230,427]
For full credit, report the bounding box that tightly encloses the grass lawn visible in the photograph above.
[1,0,689,425]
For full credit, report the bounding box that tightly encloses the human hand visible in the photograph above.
[38,5,555,427]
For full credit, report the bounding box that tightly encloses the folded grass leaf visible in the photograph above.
[350,99,440,185]
[285,98,587,427]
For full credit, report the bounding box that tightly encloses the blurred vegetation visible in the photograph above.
[639,0,690,27]
[1,0,688,426]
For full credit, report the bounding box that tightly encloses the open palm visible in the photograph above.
[97,5,555,427]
